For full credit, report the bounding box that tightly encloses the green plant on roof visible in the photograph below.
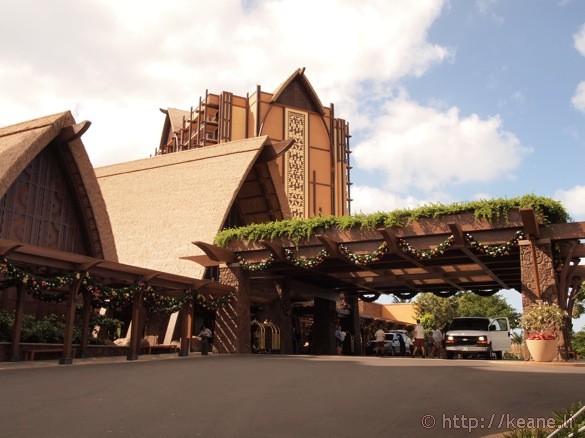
[214,195,569,247]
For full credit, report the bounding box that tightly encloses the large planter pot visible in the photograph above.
[526,339,558,362]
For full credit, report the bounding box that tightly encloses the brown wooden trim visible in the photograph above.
[192,241,236,263]
[448,223,509,289]
[79,290,92,358]
[257,139,295,163]
[60,278,81,365]
[54,121,91,144]
[520,208,541,238]
[127,289,144,360]
[9,284,25,361]
[260,240,286,262]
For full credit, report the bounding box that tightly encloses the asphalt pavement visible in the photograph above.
[0,354,584,438]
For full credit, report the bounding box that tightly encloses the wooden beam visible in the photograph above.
[574,244,585,258]
[192,241,236,263]
[179,255,220,267]
[178,299,193,357]
[9,284,25,362]
[60,278,82,365]
[448,223,509,290]
[127,289,144,361]
[520,208,540,239]
[316,234,343,259]
[0,243,22,257]
[260,240,286,262]
[54,121,91,144]
[257,139,295,163]
[379,227,465,292]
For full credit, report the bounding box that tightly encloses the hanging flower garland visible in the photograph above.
[393,291,418,300]
[432,290,458,298]
[338,242,388,266]
[398,235,455,260]
[465,230,525,257]
[237,254,275,271]
[143,289,187,314]
[0,257,78,302]
[284,248,329,268]
[82,276,145,309]
[194,291,234,311]
[359,293,381,303]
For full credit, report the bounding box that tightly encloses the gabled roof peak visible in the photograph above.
[271,68,325,115]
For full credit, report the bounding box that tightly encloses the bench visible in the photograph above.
[143,336,179,354]
[23,345,77,361]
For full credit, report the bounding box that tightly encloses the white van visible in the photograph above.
[444,317,511,360]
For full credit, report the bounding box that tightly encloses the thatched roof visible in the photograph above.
[0,112,117,261]
[96,136,290,278]
[159,108,190,150]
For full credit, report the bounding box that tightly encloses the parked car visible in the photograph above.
[366,331,412,356]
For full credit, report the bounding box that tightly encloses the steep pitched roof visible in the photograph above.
[0,112,117,261]
[95,136,288,278]
[271,67,325,114]
[159,108,191,150]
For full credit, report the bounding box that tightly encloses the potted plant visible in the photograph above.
[519,301,566,362]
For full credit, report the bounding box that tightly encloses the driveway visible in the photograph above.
[0,355,583,437]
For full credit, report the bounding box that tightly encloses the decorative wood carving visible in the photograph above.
[0,147,88,254]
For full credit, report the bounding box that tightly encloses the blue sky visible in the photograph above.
[0,0,583,329]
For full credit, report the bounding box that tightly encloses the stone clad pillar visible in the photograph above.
[519,238,566,359]
[216,265,251,354]
[347,293,361,355]
[312,297,336,355]
[519,238,558,307]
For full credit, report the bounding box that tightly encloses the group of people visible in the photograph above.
[369,319,445,358]
[411,319,444,358]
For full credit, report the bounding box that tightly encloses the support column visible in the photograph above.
[519,238,565,359]
[60,279,82,365]
[256,280,293,354]
[79,290,92,358]
[348,294,361,355]
[216,265,251,354]
[312,297,336,355]
[179,299,193,357]
[127,289,145,360]
[10,284,25,362]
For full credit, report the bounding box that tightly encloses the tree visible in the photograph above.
[572,328,585,358]
[413,291,521,331]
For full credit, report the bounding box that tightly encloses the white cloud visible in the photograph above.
[0,0,451,166]
[574,23,585,56]
[351,186,433,214]
[352,93,531,194]
[555,185,585,220]
[572,81,585,113]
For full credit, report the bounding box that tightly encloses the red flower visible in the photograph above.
[527,332,556,341]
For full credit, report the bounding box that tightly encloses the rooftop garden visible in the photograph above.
[214,194,569,247]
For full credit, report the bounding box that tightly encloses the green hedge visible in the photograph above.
[214,195,569,247]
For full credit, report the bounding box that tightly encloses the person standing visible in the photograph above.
[431,327,443,358]
[374,326,386,357]
[335,325,344,355]
[412,319,426,358]
[198,325,212,355]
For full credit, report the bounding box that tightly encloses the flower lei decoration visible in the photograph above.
[237,254,275,271]
[465,230,525,257]
[83,276,147,309]
[1,257,78,302]
[338,242,388,266]
[1,258,234,312]
[398,235,455,260]
[284,248,329,268]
